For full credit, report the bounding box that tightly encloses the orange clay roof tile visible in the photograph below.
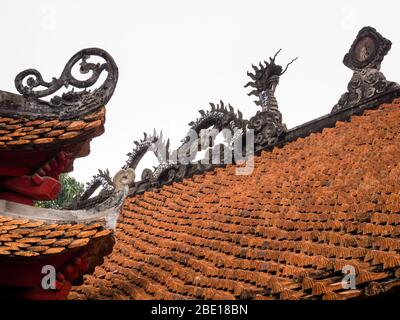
[0,217,114,262]
[70,99,400,300]
[0,107,106,151]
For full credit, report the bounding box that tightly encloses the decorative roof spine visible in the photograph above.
[76,26,400,202]
[74,102,248,200]
[78,169,114,202]
[122,130,162,171]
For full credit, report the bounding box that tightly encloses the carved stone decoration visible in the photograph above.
[176,100,248,162]
[122,130,162,171]
[116,53,295,196]
[141,168,154,181]
[121,102,248,196]
[153,162,187,185]
[68,169,114,210]
[187,101,247,133]
[66,168,135,211]
[92,169,135,216]
[343,26,391,71]
[4,168,134,227]
[248,109,287,149]
[245,49,297,109]
[245,50,295,149]
[83,169,114,196]
[332,27,400,113]
[0,48,118,120]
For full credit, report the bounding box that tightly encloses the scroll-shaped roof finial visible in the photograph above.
[2,48,119,120]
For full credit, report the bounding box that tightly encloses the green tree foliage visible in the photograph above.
[35,174,84,209]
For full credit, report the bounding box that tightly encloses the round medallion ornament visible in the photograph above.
[343,26,391,71]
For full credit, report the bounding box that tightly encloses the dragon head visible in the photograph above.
[245,49,298,106]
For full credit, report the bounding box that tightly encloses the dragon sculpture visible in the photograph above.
[67,169,114,210]
[245,49,297,150]
[152,101,247,183]
[68,129,162,205]
[122,130,164,170]
[74,50,296,204]
[127,101,248,195]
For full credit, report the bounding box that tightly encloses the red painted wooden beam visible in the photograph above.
[0,249,91,300]
[0,176,61,201]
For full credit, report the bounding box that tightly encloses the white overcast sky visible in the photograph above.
[1,0,400,184]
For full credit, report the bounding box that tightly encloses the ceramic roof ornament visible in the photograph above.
[332,26,400,113]
[246,50,297,150]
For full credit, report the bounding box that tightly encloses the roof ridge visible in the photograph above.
[74,26,400,207]
[118,91,400,199]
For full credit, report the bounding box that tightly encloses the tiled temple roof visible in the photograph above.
[0,214,116,285]
[0,107,105,151]
[0,217,112,257]
[67,26,400,300]
[70,100,400,300]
